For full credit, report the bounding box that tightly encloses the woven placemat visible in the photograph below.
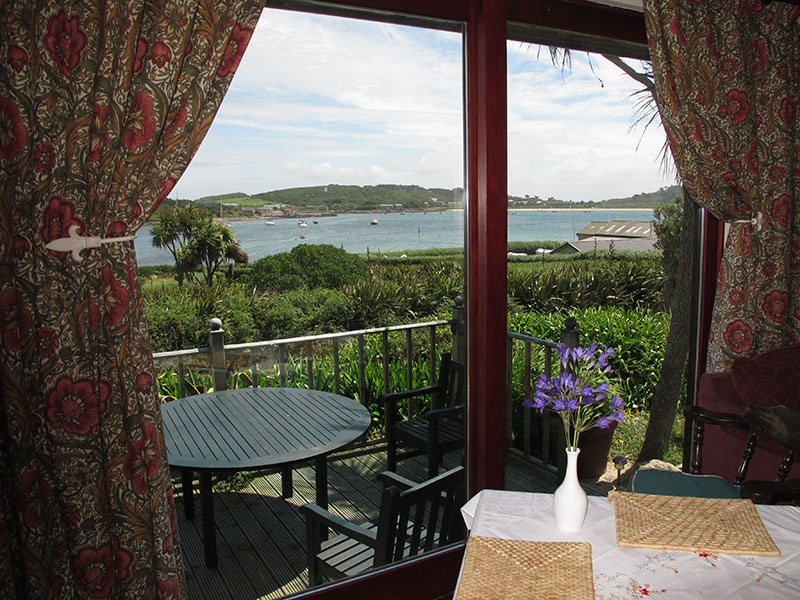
[613,492,780,557]
[455,536,594,600]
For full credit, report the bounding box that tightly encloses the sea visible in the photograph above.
[134,208,654,266]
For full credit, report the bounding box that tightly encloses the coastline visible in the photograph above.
[208,206,653,223]
[511,207,654,212]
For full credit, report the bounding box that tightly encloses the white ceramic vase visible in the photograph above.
[553,447,588,532]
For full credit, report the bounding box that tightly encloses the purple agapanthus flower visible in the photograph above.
[525,343,625,450]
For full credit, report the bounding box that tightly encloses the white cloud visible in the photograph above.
[506,45,673,201]
[174,9,673,203]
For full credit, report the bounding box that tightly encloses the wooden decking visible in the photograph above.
[175,444,615,600]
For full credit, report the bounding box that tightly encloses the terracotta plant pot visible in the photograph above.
[576,421,618,479]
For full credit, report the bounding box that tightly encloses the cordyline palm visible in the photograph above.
[182,221,248,285]
[150,206,208,286]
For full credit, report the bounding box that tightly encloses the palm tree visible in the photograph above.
[150,205,246,286]
[181,220,248,285]
[150,212,185,285]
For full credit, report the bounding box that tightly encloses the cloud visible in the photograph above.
[174,9,672,202]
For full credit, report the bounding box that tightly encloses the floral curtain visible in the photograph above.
[644,0,799,372]
[0,1,261,597]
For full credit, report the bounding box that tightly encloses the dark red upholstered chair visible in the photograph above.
[692,344,800,482]
[631,402,800,504]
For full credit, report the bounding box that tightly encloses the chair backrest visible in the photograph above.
[373,466,465,567]
[433,353,466,411]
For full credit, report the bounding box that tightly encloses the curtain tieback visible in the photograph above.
[732,211,763,231]
[46,224,136,262]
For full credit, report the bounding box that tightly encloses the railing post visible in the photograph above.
[209,318,227,392]
[560,316,580,349]
[451,296,466,365]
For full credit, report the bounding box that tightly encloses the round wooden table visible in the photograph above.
[161,387,371,568]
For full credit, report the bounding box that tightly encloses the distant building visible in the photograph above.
[575,220,654,240]
[551,237,658,255]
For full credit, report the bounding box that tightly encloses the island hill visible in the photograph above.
[155,183,682,220]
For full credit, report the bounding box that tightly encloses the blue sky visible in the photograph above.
[174,8,674,203]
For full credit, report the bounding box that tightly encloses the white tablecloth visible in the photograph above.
[460,490,800,599]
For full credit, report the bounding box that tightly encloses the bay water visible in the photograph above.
[135,208,654,266]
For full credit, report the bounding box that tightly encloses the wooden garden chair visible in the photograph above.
[384,353,466,479]
[300,466,465,586]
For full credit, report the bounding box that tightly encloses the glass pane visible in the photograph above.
[505,41,675,494]
[140,7,466,596]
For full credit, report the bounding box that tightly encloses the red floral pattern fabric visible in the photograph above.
[644,0,800,371]
[0,1,261,597]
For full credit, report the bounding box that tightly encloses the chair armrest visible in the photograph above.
[426,404,463,422]
[376,470,417,491]
[684,405,751,430]
[743,404,800,451]
[383,385,439,407]
[299,503,378,547]
[384,385,440,431]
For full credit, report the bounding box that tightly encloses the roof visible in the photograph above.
[575,220,654,240]
[551,237,658,255]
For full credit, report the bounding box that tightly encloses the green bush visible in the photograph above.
[138,264,176,278]
[251,288,353,339]
[144,282,259,351]
[508,306,669,410]
[507,259,664,312]
[247,244,367,291]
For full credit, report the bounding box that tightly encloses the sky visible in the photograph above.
[174,8,675,204]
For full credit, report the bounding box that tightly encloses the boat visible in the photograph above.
[370,219,379,225]
[313,219,319,224]
[265,219,275,226]
[298,220,308,228]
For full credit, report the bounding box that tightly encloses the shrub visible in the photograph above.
[247,244,367,291]
[507,258,664,312]
[252,288,354,339]
[138,265,176,278]
[653,196,684,307]
[508,306,669,410]
[144,282,259,351]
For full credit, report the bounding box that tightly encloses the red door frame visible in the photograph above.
[465,0,509,494]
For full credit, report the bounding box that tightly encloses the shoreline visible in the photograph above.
[204,206,654,223]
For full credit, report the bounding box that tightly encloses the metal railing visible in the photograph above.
[505,317,579,473]
[152,298,467,428]
[154,319,452,395]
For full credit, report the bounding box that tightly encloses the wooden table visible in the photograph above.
[161,387,371,568]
